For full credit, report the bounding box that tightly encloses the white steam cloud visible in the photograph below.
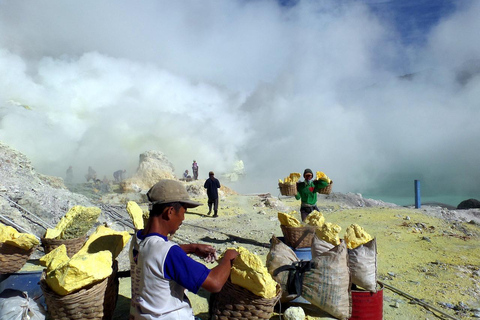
[0,0,479,204]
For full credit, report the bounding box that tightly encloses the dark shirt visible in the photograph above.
[204,177,220,199]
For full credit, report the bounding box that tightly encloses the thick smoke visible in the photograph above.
[0,0,479,204]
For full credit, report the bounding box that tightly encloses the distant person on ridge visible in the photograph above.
[114,169,126,182]
[192,160,199,180]
[295,168,329,221]
[65,166,73,184]
[183,170,191,180]
[85,166,97,182]
[204,171,220,217]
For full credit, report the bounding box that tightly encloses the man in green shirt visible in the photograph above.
[295,168,329,221]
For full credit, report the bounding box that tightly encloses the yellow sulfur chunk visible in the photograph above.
[40,245,70,271]
[316,171,331,183]
[0,224,18,242]
[281,173,301,185]
[5,233,39,250]
[0,223,39,250]
[345,224,373,249]
[45,206,101,240]
[229,247,277,299]
[278,211,302,227]
[315,222,342,245]
[45,250,113,295]
[75,225,131,260]
[304,211,325,227]
[127,201,145,230]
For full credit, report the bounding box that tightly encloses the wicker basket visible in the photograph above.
[280,225,316,249]
[40,261,118,320]
[0,242,36,274]
[278,183,297,196]
[318,180,333,195]
[210,279,281,320]
[41,235,87,258]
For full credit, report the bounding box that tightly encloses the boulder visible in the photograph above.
[120,150,176,192]
[457,198,480,209]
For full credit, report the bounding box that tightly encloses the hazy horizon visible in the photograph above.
[1,0,479,205]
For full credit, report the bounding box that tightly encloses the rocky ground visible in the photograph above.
[2,142,479,319]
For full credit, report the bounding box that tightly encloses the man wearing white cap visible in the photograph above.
[130,179,238,320]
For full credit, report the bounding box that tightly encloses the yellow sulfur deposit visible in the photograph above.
[345,224,373,249]
[304,211,325,227]
[40,245,69,270]
[45,205,101,240]
[45,250,113,295]
[127,201,145,230]
[75,225,131,260]
[279,172,301,185]
[316,171,331,183]
[278,211,302,227]
[316,222,342,245]
[229,247,277,299]
[0,223,39,250]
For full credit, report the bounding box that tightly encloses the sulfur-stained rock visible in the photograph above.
[278,211,302,227]
[75,225,130,260]
[40,245,69,270]
[45,250,113,295]
[345,224,373,249]
[126,201,145,230]
[304,211,325,227]
[315,222,342,245]
[44,205,101,240]
[229,247,277,299]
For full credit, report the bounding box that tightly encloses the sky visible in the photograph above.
[0,0,479,205]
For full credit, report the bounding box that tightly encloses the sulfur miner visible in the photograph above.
[295,168,330,221]
[228,246,277,299]
[345,224,373,249]
[129,179,239,320]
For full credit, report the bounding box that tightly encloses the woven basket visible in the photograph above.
[41,235,87,258]
[0,242,36,274]
[318,180,333,195]
[280,225,316,249]
[40,261,119,320]
[278,183,297,196]
[210,279,281,320]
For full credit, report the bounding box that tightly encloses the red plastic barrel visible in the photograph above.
[350,284,383,319]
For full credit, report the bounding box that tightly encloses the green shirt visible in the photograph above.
[295,179,330,205]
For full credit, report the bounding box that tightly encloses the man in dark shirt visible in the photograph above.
[204,171,220,217]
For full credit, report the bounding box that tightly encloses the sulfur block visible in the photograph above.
[40,245,69,271]
[304,211,325,227]
[45,250,113,295]
[229,247,277,299]
[315,222,342,245]
[45,205,101,240]
[75,225,130,260]
[345,224,373,249]
[278,211,302,227]
[126,201,145,230]
[316,171,331,183]
[0,223,39,250]
[280,172,301,185]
